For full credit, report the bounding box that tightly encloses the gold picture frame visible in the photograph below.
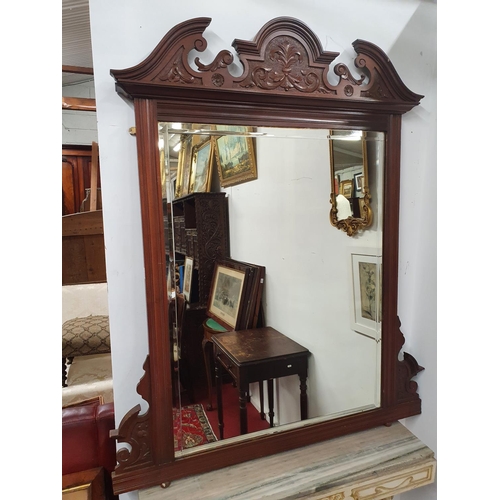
[213,125,257,188]
[340,179,353,198]
[174,134,193,198]
[189,137,213,193]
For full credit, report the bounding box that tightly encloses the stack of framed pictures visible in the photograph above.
[207,258,265,332]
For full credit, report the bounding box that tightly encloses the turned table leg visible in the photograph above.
[215,357,224,439]
[202,337,214,410]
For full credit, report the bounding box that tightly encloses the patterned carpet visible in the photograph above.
[173,404,217,452]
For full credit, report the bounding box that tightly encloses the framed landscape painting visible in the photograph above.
[213,125,257,188]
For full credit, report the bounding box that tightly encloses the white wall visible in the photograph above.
[224,128,383,423]
[62,80,98,145]
[88,2,436,499]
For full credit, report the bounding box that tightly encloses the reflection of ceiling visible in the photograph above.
[62,0,93,87]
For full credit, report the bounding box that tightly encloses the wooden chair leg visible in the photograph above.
[62,358,68,387]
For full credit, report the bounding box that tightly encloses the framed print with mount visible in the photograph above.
[354,172,364,192]
[207,259,251,331]
[350,248,382,341]
[182,256,194,303]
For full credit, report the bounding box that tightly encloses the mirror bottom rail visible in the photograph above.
[138,422,434,500]
[112,399,421,495]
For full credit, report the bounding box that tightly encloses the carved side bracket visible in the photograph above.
[394,318,424,403]
[111,356,153,474]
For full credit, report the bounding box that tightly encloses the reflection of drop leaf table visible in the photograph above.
[212,327,310,439]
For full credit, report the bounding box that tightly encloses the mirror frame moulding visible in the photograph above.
[109,16,425,495]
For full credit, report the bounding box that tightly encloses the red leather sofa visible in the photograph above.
[62,401,117,499]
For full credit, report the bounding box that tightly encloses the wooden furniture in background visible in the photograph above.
[62,145,101,215]
[170,192,230,308]
[166,193,230,391]
[213,327,310,439]
[63,467,106,499]
[62,210,107,285]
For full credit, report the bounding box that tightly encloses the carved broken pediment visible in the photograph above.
[111,17,423,111]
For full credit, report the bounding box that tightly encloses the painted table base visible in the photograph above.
[139,422,436,500]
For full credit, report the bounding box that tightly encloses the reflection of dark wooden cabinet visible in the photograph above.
[62,145,101,215]
[169,193,230,395]
[171,192,230,308]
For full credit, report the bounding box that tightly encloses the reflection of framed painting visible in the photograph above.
[175,135,193,198]
[207,262,248,330]
[354,172,364,192]
[189,138,213,193]
[340,179,353,198]
[350,249,382,341]
[182,257,194,302]
[213,125,257,188]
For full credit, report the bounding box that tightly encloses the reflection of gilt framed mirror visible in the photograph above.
[330,130,377,236]
[109,17,425,494]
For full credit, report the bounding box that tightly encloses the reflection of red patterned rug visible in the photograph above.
[173,404,217,452]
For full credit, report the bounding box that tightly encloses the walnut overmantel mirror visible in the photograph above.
[109,17,424,494]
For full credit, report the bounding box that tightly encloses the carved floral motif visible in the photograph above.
[241,36,331,94]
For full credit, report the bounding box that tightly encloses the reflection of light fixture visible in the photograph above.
[170,122,182,130]
[173,142,181,152]
[158,136,164,150]
[328,130,363,141]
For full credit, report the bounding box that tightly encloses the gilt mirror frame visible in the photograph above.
[109,17,424,495]
[329,130,373,236]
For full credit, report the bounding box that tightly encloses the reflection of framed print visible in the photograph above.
[354,172,364,192]
[207,262,248,330]
[214,125,257,188]
[189,138,213,193]
[350,249,382,341]
[182,257,194,302]
[175,135,193,198]
[340,179,353,198]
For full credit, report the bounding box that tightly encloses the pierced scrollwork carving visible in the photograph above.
[112,17,423,111]
[111,356,153,474]
[397,352,424,402]
[195,50,234,72]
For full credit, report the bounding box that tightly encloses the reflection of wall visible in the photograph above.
[62,81,98,145]
[224,128,382,423]
[88,3,436,499]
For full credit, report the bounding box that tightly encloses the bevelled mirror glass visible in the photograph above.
[159,123,385,452]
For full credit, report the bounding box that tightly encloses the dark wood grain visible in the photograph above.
[213,327,309,364]
[62,211,106,285]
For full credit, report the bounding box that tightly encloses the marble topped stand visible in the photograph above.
[139,422,436,500]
